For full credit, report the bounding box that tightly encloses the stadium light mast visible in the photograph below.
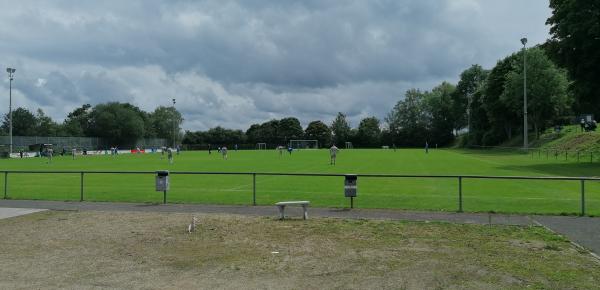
[6,68,16,155]
[172,98,176,148]
[521,37,528,149]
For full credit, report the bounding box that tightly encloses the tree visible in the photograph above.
[1,108,37,136]
[481,54,521,143]
[35,109,61,136]
[386,89,429,146]
[278,117,303,143]
[547,0,600,116]
[148,106,183,146]
[331,112,351,145]
[245,124,261,144]
[451,65,489,135]
[87,102,146,146]
[357,117,381,147]
[259,120,280,144]
[304,120,332,147]
[424,82,456,146]
[62,104,91,137]
[501,47,571,138]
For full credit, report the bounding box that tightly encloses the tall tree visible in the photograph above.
[87,102,146,146]
[451,65,489,135]
[481,54,520,143]
[424,82,456,146]
[386,89,429,146]
[501,47,571,138]
[245,124,261,144]
[62,104,91,137]
[278,117,304,143]
[2,108,37,136]
[547,0,600,115]
[259,120,280,144]
[35,109,60,136]
[331,112,351,145]
[148,106,183,145]
[304,120,332,147]
[357,117,381,147]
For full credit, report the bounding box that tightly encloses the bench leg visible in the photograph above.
[302,205,308,220]
[278,205,285,220]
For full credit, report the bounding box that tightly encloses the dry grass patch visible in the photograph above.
[0,210,599,289]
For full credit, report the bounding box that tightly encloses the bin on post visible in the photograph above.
[156,170,169,203]
[344,174,357,208]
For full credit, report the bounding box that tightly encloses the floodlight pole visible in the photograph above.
[521,38,528,150]
[172,98,176,148]
[6,68,15,155]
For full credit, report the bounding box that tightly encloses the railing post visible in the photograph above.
[3,172,7,199]
[80,172,84,201]
[458,176,463,212]
[163,190,167,204]
[581,180,585,216]
[252,173,256,206]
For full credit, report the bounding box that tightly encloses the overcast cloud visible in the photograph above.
[0,0,551,131]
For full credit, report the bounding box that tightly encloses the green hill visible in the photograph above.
[531,125,600,152]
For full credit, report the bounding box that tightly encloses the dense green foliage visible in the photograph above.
[1,103,183,147]
[547,0,600,116]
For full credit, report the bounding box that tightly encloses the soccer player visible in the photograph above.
[208,144,212,155]
[278,145,283,157]
[287,146,293,155]
[221,146,228,160]
[47,147,53,164]
[330,144,339,165]
[167,147,174,164]
[425,141,429,154]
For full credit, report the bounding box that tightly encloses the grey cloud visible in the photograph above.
[0,0,551,131]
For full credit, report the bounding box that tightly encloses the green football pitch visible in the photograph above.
[1,149,600,215]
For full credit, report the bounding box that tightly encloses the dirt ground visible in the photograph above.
[0,210,599,290]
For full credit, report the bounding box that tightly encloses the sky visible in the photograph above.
[0,0,552,131]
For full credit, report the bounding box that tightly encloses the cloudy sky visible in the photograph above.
[0,0,551,131]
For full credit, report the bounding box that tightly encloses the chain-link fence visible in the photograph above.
[0,136,167,151]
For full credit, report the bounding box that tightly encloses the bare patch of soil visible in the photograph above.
[0,210,599,289]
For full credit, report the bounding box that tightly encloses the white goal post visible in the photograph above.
[289,140,318,149]
[345,142,353,149]
[257,143,267,150]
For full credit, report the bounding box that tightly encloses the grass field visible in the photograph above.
[1,210,599,289]
[1,149,600,215]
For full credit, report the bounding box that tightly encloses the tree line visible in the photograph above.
[1,103,183,146]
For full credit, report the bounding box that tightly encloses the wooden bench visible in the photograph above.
[276,201,310,220]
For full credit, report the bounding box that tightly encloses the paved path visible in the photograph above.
[0,200,598,256]
[0,207,46,219]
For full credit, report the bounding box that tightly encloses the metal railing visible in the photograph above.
[467,145,600,163]
[1,170,598,216]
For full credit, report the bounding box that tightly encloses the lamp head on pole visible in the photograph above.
[520,38,527,46]
[172,98,176,105]
[6,67,15,80]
